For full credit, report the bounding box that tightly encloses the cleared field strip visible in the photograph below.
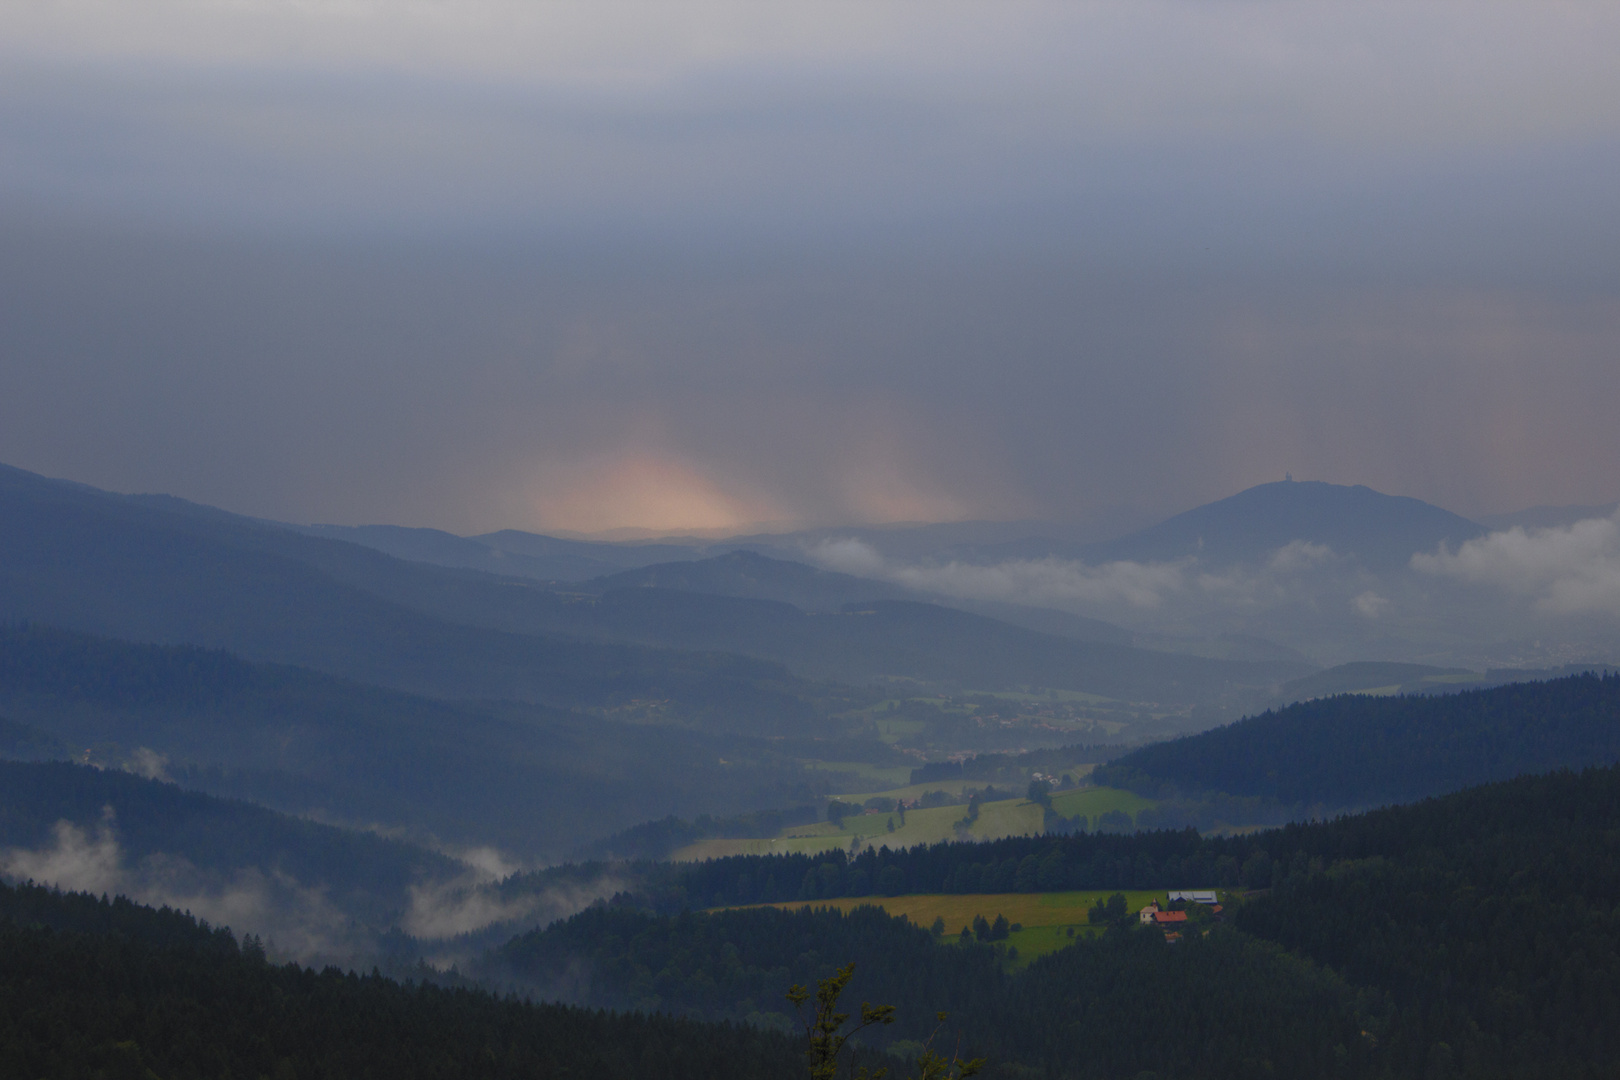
[669,786,1159,862]
[736,890,1159,933]
[1048,786,1156,821]
[670,799,1041,860]
[725,889,1199,964]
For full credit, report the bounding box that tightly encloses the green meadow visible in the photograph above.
[669,784,1158,861]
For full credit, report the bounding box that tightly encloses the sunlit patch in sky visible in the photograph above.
[516,453,792,537]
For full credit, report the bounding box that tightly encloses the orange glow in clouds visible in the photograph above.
[518,454,792,537]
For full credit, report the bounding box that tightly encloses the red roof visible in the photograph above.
[1153,911,1188,924]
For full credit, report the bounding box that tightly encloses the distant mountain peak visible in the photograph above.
[1086,480,1485,569]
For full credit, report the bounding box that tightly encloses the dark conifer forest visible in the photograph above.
[0,880,804,1080]
[498,764,1620,1079]
[5,468,1620,1078]
[1095,672,1620,808]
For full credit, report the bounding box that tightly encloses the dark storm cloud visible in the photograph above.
[0,2,1617,533]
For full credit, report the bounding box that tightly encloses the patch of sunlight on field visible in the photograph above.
[729,890,1187,963]
[1048,786,1156,822]
[833,798,1045,850]
[669,787,1158,861]
[1004,922,1101,965]
[734,890,1157,933]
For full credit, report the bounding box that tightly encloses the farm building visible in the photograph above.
[1138,902,1188,926]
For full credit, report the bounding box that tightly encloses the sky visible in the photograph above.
[2,1,1618,538]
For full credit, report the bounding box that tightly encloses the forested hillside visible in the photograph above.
[1081,479,1485,569]
[0,625,834,857]
[491,903,1365,1078]
[0,464,847,730]
[10,724,1620,1075]
[1230,767,1620,1077]
[493,904,1003,1040]
[0,760,461,932]
[0,880,804,1080]
[0,463,1306,707]
[587,549,911,611]
[509,764,1620,1078]
[1095,672,1620,808]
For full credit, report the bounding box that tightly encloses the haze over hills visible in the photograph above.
[0,462,852,729]
[1096,672,1620,813]
[792,480,1620,670]
[284,479,1516,665]
[0,759,469,954]
[0,462,1305,711]
[246,477,1620,673]
[294,522,701,582]
[1474,499,1620,531]
[587,549,911,612]
[8,6,1620,1073]
[0,625,828,858]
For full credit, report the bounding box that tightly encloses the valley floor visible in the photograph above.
[671,784,1156,860]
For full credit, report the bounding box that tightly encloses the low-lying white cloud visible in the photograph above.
[0,810,353,959]
[1269,540,1336,573]
[809,537,1193,610]
[807,536,1350,616]
[404,873,626,942]
[1412,511,1620,616]
[124,746,170,781]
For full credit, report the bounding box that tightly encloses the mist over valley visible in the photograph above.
[4,3,1620,1075]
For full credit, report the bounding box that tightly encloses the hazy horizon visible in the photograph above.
[3,2,1619,538]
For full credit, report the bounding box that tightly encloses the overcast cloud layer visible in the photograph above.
[1,2,1617,534]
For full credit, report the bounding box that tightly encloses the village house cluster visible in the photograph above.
[1140,891,1223,943]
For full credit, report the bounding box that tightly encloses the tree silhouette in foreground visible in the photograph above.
[787,962,984,1080]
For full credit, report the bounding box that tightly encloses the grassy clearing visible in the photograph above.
[668,786,1158,862]
[670,799,1039,861]
[839,766,1100,806]
[871,718,928,744]
[1048,786,1156,823]
[788,797,1044,848]
[747,890,1158,932]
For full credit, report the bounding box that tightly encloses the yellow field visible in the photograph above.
[728,890,1183,965]
[738,890,1158,934]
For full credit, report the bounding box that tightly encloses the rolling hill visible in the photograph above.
[0,878,802,1080]
[587,548,910,611]
[294,521,698,582]
[1082,479,1485,569]
[0,462,839,732]
[0,759,461,941]
[0,463,1309,707]
[1094,671,1620,809]
[0,624,833,857]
